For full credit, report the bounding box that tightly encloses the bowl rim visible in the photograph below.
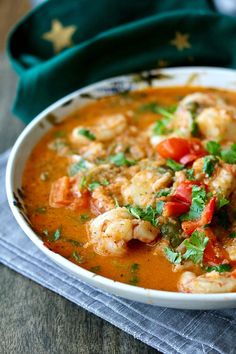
[6,66,236,304]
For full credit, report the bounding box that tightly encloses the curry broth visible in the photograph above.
[22,86,236,292]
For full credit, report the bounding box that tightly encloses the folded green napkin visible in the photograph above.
[7,0,236,123]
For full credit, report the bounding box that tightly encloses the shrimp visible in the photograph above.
[121,170,172,208]
[192,158,236,197]
[70,126,96,146]
[196,107,236,141]
[94,114,127,141]
[178,271,236,293]
[87,207,159,256]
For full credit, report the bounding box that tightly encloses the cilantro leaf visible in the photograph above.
[78,128,95,141]
[166,158,184,171]
[229,232,236,238]
[69,160,87,176]
[161,221,182,248]
[206,141,221,156]
[164,247,182,264]
[181,185,207,221]
[156,188,172,197]
[221,146,236,164]
[217,194,229,209]
[125,204,161,226]
[90,265,101,273]
[206,264,232,273]
[203,155,218,177]
[183,230,208,264]
[72,251,84,264]
[186,168,195,181]
[110,152,136,167]
[153,120,169,135]
[53,228,61,241]
[191,121,200,137]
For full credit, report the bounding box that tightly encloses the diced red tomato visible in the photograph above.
[156,138,190,161]
[181,197,216,235]
[173,181,201,204]
[202,228,229,266]
[156,137,206,164]
[163,201,190,217]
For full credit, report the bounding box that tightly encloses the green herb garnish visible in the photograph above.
[156,188,172,197]
[131,263,140,273]
[206,264,232,273]
[164,247,182,264]
[80,214,90,223]
[217,194,229,209]
[35,207,47,214]
[221,145,236,164]
[191,121,200,137]
[125,204,161,226]
[186,168,195,181]
[183,230,208,264]
[229,232,236,238]
[69,160,87,176]
[78,128,95,141]
[129,263,140,286]
[88,179,110,191]
[90,265,101,273]
[53,228,61,241]
[72,251,84,264]
[181,185,207,221]
[166,158,184,171]
[206,141,221,156]
[110,152,136,167]
[203,155,218,177]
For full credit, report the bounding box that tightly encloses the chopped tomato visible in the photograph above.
[182,197,216,235]
[203,228,228,266]
[163,201,190,217]
[173,181,200,204]
[156,137,190,161]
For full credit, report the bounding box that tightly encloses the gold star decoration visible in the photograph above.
[42,20,77,53]
[170,32,191,51]
[157,59,169,68]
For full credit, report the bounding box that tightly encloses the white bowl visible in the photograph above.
[6,66,236,309]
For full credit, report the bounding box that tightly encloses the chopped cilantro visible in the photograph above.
[153,120,168,135]
[164,247,182,264]
[125,204,160,226]
[217,194,229,209]
[139,102,176,119]
[69,160,87,176]
[156,188,172,197]
[206,264,232,273]
[166,158,184,171]
[183,230,208,264]
[129,276,139,286]
[110,152,136,167]
[181,185,207,221]
[79,176,87,190]
[161,221,182,248]
[129,263,140,286]
[186,168,195,181]
[191,121,200,137]
[78,128,95,141]
[90,265,101,273]
[229,232,236,238]
[131,263,140,273]
[67,239,84,247]
[80,214,90,223]
[35,207,46,214]
[206,141,221,156]
[156,201,165,215]
[203,155,218,177]
[221,146,236,164]
[72,251,84,264]
[53,228,61,241]
[88,179,109,191]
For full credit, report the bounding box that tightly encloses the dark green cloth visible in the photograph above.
[7,0,236,123]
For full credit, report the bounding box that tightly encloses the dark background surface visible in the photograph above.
[0,1,158,353]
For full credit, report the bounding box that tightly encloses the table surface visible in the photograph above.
[0,56,158,353]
